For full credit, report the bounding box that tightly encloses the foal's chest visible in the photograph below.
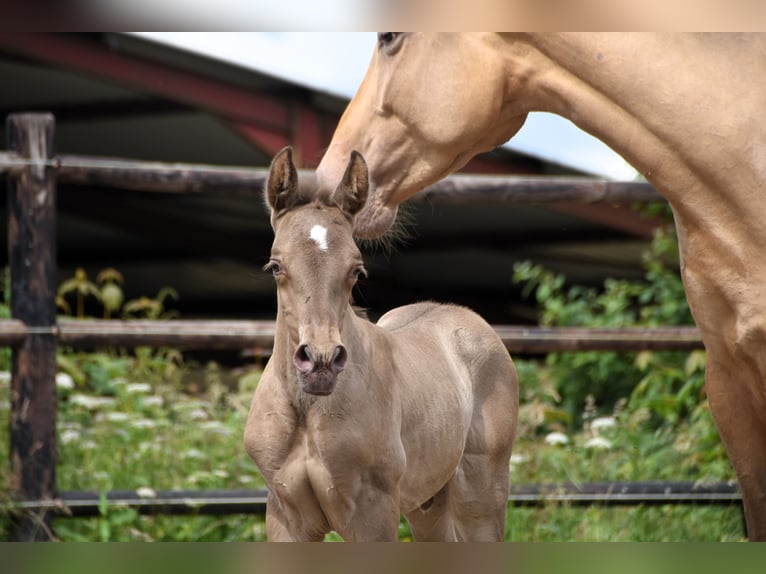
[268,423,364,524]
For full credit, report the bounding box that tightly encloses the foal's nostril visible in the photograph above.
[294,344,314,373]
[294,343,346,375]
[331,345,348,373]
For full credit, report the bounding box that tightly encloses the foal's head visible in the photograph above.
[264,147,369,396]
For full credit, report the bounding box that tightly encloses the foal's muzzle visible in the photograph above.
[293,343,347,395]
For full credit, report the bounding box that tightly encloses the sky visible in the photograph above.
[133,32,638,180]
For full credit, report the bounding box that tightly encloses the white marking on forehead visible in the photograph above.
[309,224,329,252]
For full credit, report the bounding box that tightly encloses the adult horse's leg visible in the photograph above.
[705,351,766,540]
[682,248,766,540]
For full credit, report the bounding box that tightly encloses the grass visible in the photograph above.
[505,505,743,542]
[0,349,745,542]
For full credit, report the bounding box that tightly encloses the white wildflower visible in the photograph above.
[212,469,229,479]
[136,487,157,498]
[70,394,116,409]
[509,453,530,466]
[544,432,570,446]
[200,420,224,430]
[199,421,233,436]
[182,448,206,460]
[101,412,130,423]
[126,383,152,394]
[131,418,158,429]
[142,396,163,408]
[0,371,10,384]
[584,436,613,450]
[81,440,98,450]
[56,373,75,390]
[591,416,617,434]
[138,442,160,453]
[188,408,208,421]
[60,429,81,444]
[238,476,255,484]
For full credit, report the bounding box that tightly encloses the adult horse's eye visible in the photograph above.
[378,32,404,53]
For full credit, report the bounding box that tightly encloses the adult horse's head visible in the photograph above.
[265,146,368,396]
[316,33,528,239]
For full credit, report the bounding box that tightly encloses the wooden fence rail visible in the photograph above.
[0,319,703,353]
[2,150,663,204]
[3,113,736,541]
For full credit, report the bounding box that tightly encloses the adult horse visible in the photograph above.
[315,33,766,540]
[244,147,518,541]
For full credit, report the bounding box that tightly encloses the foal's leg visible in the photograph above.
[404,485,458,541]
[449,452,510,541]
[331,488,401,541]
[450,364,516,541]
[447,320,517,541]
[265,492,327,542]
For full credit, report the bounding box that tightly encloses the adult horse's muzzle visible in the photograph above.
[293,343,348,396]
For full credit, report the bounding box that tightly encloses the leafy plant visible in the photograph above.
[57,268,101,318]
[96,268,124,319]
[512,223,701,429]
[122,287,179,320]
[509,219,734,507]
[57,267,178,321]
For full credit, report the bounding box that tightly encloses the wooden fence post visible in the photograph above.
[7,113,58,541]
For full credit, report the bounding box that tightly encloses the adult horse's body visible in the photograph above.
[315,33,766,540]
[244,147,518,541]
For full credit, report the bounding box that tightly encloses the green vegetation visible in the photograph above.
[504,221,739,541]
[0,226,744,540]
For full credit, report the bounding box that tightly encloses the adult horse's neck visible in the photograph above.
[510,33,766,231]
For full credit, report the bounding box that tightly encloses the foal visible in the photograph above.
[244,147,518,541]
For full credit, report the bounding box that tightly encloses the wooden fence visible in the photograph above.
[1,113,742,540]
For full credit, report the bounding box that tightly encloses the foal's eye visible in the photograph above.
[263,260,283,276]
[352,265,368,281]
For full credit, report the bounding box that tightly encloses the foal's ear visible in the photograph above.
[332,151,369,219]
[265,146,298,216]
